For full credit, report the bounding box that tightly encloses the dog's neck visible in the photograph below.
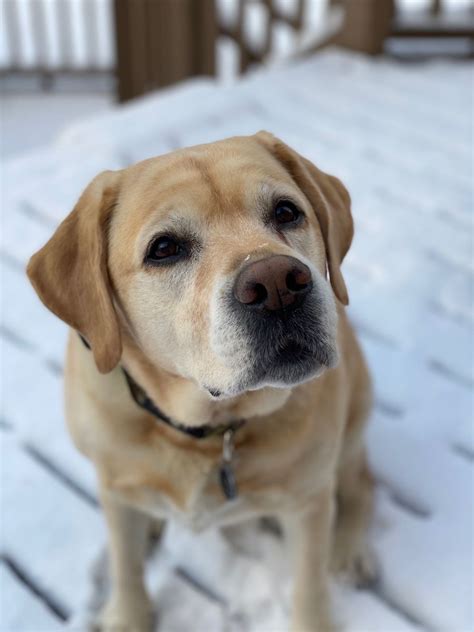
[120,335,292,428]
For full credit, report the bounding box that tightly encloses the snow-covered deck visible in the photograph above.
[1,50,473,631]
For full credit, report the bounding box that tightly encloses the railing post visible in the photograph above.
[430,0,442,17]
[335,0,395,55]
[114,0,217,103]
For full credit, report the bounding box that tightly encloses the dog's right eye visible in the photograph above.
[145,235,185,265]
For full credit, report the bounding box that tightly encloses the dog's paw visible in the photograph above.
[291,612,339,632]
[97,596,154,632]
[331,540,379,588]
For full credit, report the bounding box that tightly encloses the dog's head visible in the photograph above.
[27,132,353,398]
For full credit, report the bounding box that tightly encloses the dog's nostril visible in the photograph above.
[286,268,312,292]
[245,282,267,306]
[234,276,269,306]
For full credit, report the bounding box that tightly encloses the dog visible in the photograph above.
[27,132,375,632]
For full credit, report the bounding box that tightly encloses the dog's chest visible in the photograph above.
[111,468,267,532]
[106,436,301,532]
[146,478,253,532]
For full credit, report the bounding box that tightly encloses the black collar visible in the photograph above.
[78,333,244,500]
[78,334,245,440]
[122,367,245,439]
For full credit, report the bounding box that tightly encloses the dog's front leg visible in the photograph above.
[99,489,154,632]
[286,489,336,632]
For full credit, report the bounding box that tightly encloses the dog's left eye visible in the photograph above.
[274,200,301,225]
[145,235,185,265]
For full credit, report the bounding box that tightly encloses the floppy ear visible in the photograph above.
[255,131,353,305]
[27,170,122,373]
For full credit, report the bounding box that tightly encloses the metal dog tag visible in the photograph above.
[219,429,238,500]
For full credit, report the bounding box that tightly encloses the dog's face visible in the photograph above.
[27,133,353,398]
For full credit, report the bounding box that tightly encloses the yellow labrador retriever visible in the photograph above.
[27,132,375,632]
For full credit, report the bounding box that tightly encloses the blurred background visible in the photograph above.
[1,1,473,631]
[1,0,473,157]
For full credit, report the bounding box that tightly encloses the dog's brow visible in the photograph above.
[183,156,226,209]
[156,213,198,234]
[256,181,305,212]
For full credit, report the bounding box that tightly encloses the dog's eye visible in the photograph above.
[274,201,301,225]
[145,236,184,264]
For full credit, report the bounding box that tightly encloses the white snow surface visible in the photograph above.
[1,49,473,631]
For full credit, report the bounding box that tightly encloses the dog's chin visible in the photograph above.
[248,341,337,390]
[206,341,338,399]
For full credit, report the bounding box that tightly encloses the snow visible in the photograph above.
[0,89,113,160]
[1,49,473,630]
[1,435,103,614]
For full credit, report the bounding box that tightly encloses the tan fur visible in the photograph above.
[28,132,374,632]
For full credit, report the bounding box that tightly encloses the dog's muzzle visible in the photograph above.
[229,255,338,390]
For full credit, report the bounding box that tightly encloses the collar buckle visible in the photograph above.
[219,427,239,501]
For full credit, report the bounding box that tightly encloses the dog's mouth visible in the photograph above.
[225,327,338,396]
[206,336,336,399]
[251,336,334,388]
[273,340,315,364]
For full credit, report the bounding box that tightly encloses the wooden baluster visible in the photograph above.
[294,0,305,31]
[237,0,251,73]
[430,0,442,17]
[57,0,73,70]
[30,0,52,89]
[262,0,274,59]
[4,0,22,69]
[83,0,100,70]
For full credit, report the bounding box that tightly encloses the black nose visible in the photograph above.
[233,255,313,312]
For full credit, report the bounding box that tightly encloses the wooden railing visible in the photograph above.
[114,0,216,102]
[219,0,474,66]
[1,0,472,100]
[218,0,307,72]
[392,0,474,40]
[0,0,114,85]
